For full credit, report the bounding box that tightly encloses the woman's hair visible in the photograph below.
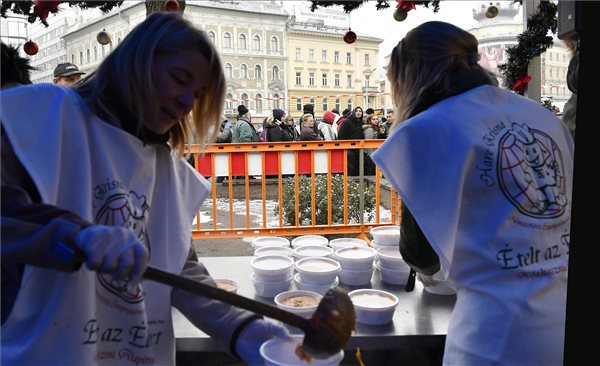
[1,42,35,88]
[387,21,482,127]
[76,12,225,155]
[300,113,313,125]
[365,113,378,126]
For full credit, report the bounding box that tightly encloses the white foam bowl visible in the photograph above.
[370,225,401,246]
[376,247,407,269]
[294,273,339,296]
[250,255,294,282]
[375,260,411,286]
[252,236,291,249]
[254,246,294,258]
[293,245,334,260]
[291,235,329,248]
[349,289,399,325]
[329,237,368,251]
[260,335,344,366]
[274,290,322,319]
[334,246,376,270]
[214,279,239,293]
[250,272,292,298]
[338,267,373,286]
[295,257,341,285]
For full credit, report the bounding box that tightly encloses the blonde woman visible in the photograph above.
[1,12,287,365]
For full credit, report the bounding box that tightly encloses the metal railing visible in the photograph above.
[188,139,401,240]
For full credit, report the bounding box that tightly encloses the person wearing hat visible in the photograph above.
[232,104,258,143]
[52,62,86,86]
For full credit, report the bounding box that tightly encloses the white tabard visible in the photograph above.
[372,85,573,366]
[1,84,210,365]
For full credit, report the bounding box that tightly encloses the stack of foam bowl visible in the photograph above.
[293,245,334,260]
[274,290,322,319]
[291,235,329,248]
[252,236,291,250]
[329,237,368,251]
[348,289,399,325]
[294,257,340,295]
[254,246,294,258]
[375,247,411,285]
[335,246,377,286]
[369,225,401,251]
[250,255,294,298]
[260,335,344,366]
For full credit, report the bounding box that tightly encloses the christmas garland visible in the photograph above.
[309,0,557,94]
[0,1,124,26]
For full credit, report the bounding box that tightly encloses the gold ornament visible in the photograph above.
[97,29,111,45]
[485,3,499,19]
[393,8,408,22]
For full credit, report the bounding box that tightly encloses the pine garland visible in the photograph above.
[309,1,440,14]
[0,1,124,26]
[497,1,557,91]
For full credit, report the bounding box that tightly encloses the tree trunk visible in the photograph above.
[145,0,186,16]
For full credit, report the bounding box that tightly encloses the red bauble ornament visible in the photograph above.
[164,0,180,12]
[23,40,39,56]
[97,29,111,45]
[343,29,357,44]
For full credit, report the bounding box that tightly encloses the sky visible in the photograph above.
[283,0,522,78]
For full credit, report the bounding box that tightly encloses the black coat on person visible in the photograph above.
[337,107,364,176]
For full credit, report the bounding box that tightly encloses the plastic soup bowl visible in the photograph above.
[214,279,239,293]
[250,255,294,282]
[294,257,341,285]
[328,238,368,251]
[293,245,334,260]
[250,272,292,298]
[252,236,291,249]
[274,290,323,319]
[349,289,399,325]
[291,235,329,248]
[370,225,401,246]
[254,246,294,258]
[260,335,344,366]
[334,246,376,270]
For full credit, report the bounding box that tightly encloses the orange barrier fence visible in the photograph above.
[188,140,401,240]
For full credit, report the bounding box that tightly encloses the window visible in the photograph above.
[223,32,231,48]
[347,74,352,87]
[272,65,279,80]
[240,64,248,79]
[322,50,327,62]
[253,35,261,50]
[309,49,314,61]
[365,75,370,88]
[86,49,90,63]
[322,73,328,86]
[225,63,233,78]
[255,94,263,112]
[226,93,233,109]
[335,99,341,111]
[208,31,215,44]
[346,52,352,64]
[365,53,370,66]
[71,54,75,64]
[295,48,301,61]
[335,74,340,87]
[347,99,353,111]
[239,34,247,49]
[296,98,302,111]
[270,36,278,52]
[309,72,315,86]
[254,65,262,79]
[94,46,98,61]
[273,94,280,109]
[323,98,328,111]
[295,72,302,85]
[79,51,83,65]
[241,93,248,106]
[310,98,315,106]
[334,51,340,63]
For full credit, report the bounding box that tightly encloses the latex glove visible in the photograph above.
[224,122,233,130]
[235,318,291,365]
[417,270,443,287]
[75,225,149,291]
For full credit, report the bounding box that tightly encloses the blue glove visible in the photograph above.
[224,122,233,130]
[235,318,291,365]
[75,225,149,292]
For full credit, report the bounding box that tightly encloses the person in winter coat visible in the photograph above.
[265,109,293,142]
[319,110,338,140]
[362,113,380,176]
[0,12,288,365]
[371,21,573,366]
[298,113,322,141]
[561,38,578,140]
[216,115,233,143]
[337,106,364,176]
[281,114,299,141]
[232,104,259,143]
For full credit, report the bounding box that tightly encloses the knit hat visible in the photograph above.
[303,104,315,115]
[237,105,249,116]
[365,108,375,115]
[322,110,336,125]
[273,108,286,121]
